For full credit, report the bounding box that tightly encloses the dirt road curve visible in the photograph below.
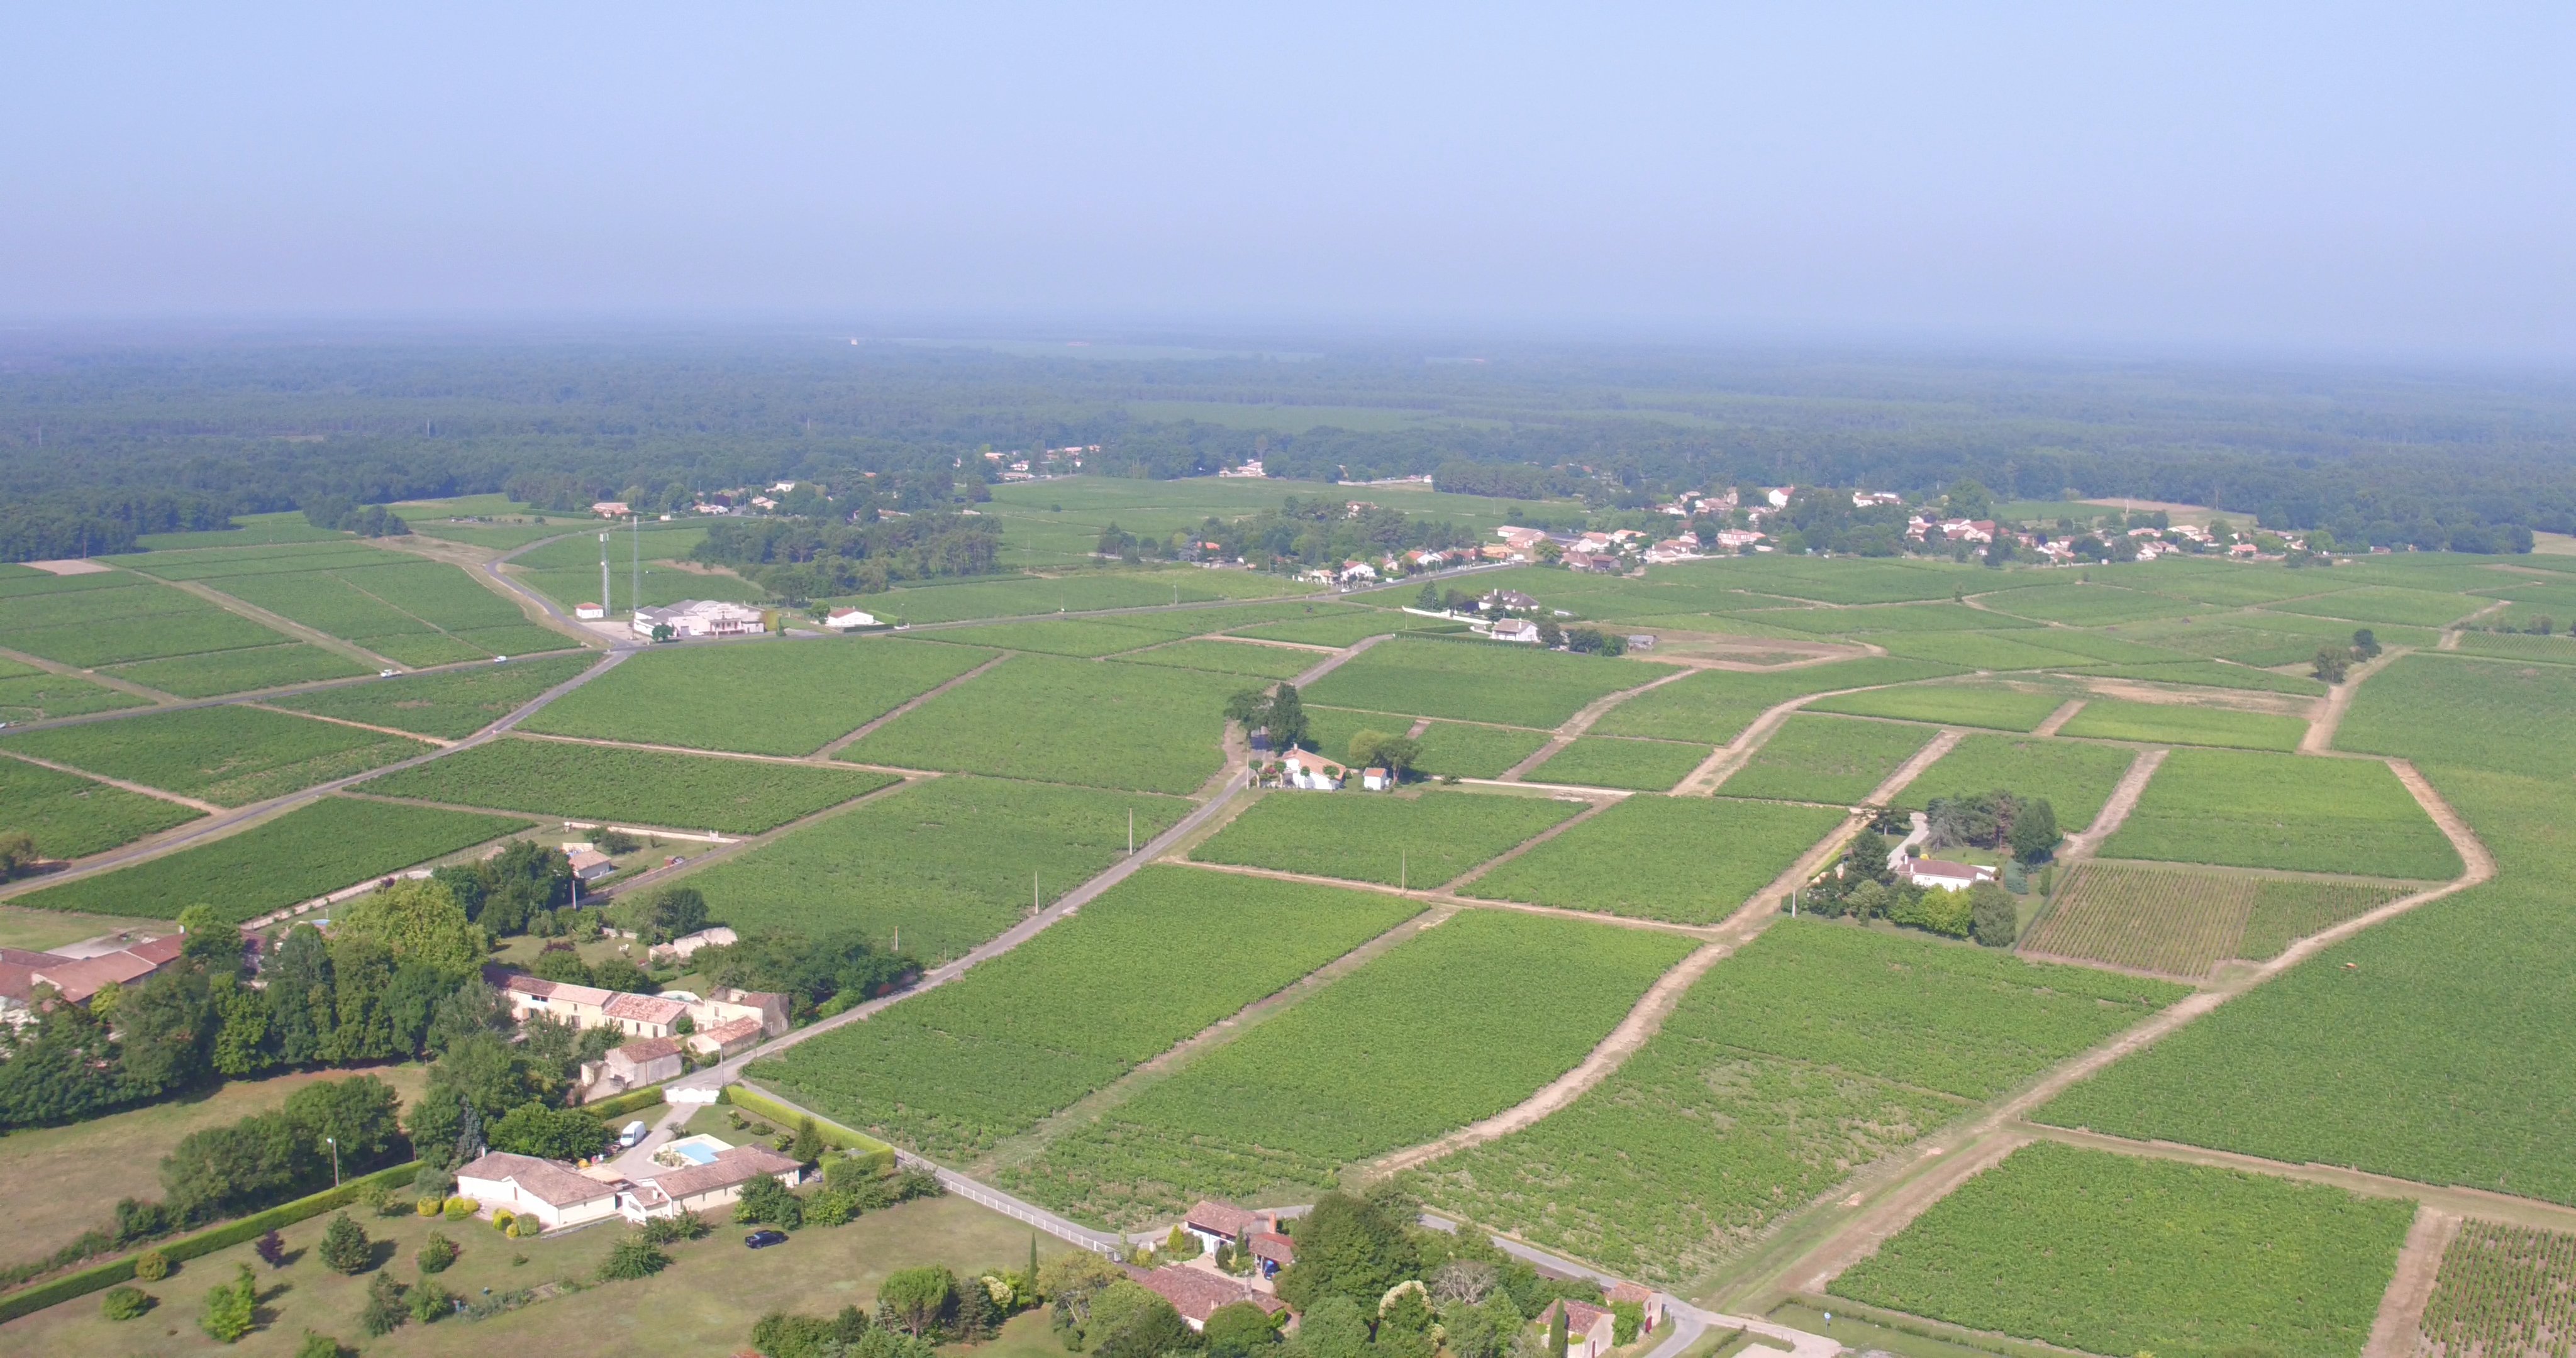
[2365,1207,2459,1358]
[2053,746,2165,857]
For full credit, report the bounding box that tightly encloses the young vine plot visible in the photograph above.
[2024,861,2256,978]
[2414,1220,2576,1358]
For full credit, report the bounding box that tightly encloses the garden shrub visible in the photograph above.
[318,1213,372,1274]
[359,1271,406,1337]
[443,1196,475,1220]
[131,1249,171,1281]
[599,1234,670,1281]
[200,1264,257,1343]
[416,1232,459,1273]
[101,1284,153,1320]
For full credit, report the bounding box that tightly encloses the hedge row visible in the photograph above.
[726,1083,898,1174]
[582,1085,669,1122]
[0,1161,419,1325]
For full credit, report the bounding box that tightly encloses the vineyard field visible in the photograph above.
[101,643,372,697]
[0,671,152,722]
[1406,920,2180,1282]
[2055,697,2309,751]
[2055,658,2329,697]
[0,756,204,859]
[2036,763,2576,1205]
[1414,721,1556,778]
[2236,877,2411,961]
[2413,1220,2576,1358]
[2024,862,2255,976]
[1717,714,1933,804]
[839,654,1242,794]
[8,797,531,923]
[1904,734,2137,831]
[1111,639,1319,679]
[361,736,897,833]
[2,606,293,669]
[851,569,1303,625]
[1588,657,1965,745]
[1002,910,1697,1227]
[927,618,1189,658]
[1190,788,1583,887]
[1464,795,1846,924]
[522,637,996,756]
[1303,635,1670,729]
[1230,609,1448,647]
[1872,631,2111,672]
[2335,653,2576,781]
[0,704,433,806]
[269,654,598,738]
[2265,585,2486,629]
[748,868,1418,1159]
[676,776,1191,961]
[1528,737,1710,791]
[2102,748,2462,879]
[1828,1141,2411,1358]
[1804,683,2068,732]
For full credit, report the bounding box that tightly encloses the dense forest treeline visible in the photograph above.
[2,330,2571,558]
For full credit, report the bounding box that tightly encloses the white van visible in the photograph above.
[619,1120,650,1149]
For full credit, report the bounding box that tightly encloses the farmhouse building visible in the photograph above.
[494,972,789,1045]
[647,925,738,963]
[455,1142,802,1230]
[454,1152,626,1231]
[1536,1300,1618,1358]
[0,934,185,1018]
[575,602,607,620]
[579,1035,684,1103]
[1607,1282,1663,1335]
[1282,750,1346,791]
[1902,858,1997,892]
[565,847,619,885]
[631,599,765,639]
[1362,766,1392,791]
[1123,1264,1291,1330]
[1488,619,1541,643]
[823,607,882,631]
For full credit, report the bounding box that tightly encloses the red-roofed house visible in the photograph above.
[455,1151,627,1231]
[1606,1282,1662,1335]
[580,1036,684,1103]
[1123,1265,1291,1331]
[684,1014,765,1059]
[1182,1200,1268,1254]
[1537,1300,1618,1358]
[1247,1231,1296,1283]
[621,1144,803,1218]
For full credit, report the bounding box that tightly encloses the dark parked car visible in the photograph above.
[745,1230,789,1249]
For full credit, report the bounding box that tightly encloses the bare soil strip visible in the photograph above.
[0,643,177,705]
[246,702,457,747]
[1436,795,1621,892]
[2303,645,2409,753]
[165,577,404,672]
[2368,1208,2463,1358]
[2052,746,2165,858]
[1866,727,1963,804]
[1501,666,1704,781]
[1170,858,1724,940]
[2030,698,2086,737]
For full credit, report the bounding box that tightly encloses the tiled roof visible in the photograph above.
[602,993,688,1025]
[1123,1266,1286,1323]
[499,973,616,1008]
[1541,1300,1615,1333]
[457,1152,623,1208]
[694,1015,762,1047]
[640,1144,799,1200]
[1185,1200,1262,1239]
[612,1035,682,1064]
[33,951,163,1003]
[1248,1231,1295,1264]
[127,935,187,966]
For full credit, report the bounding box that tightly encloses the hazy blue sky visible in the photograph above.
[4,4,2567,359]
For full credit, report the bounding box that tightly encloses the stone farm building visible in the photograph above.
[454,1143,802,1231]
[0,934,184,1024]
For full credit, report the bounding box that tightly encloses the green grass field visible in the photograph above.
[1002,910,1698,1227]
[1407,920,2184,1282]
[1828,1141,2411,1358]
[8,797,531,922]
[269,653,598,738]
[521,638,996,756]
[1302,636,1670,729]
[674,776,1191,961]
[1464,795,1846,923]
[101,643,374,697]
[2055,697,2311,751]
[839,654,1241,793]
[1527,737,1711,790]
[361,736,897,834]
[2101,747,2461,879]
[0,756,204,859]
[0,704,433,805]
[2335,653,2576,781]
[1190,788,1584,886]
[1804,683,2069,732]
[750,867,1418,1159]
[1718,715,1933,804]
[1589,657,1965,745]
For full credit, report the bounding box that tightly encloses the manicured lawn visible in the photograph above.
[1526,737,1710,791]
[0,1190,1075,1358]
[1463,795,1846,924]
[270,654,599,739]
[0,755,204,859]
[1829,1142,2411,1358]
[9,797,532,923]
[0,705,433,806]
[1301,636,1670,729]
[1190,788,1584,887]
[362,737,896,834]
[2056,697,2309,751]
[1718,715,1933,804]
[839,654,1242,794]
[0,1066,426,1276]
[674,775,1191,961]
[520,639,996,756]
[2102,748,2462,879]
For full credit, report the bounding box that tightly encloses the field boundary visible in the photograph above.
[165,575,404,671]
[811,651,1014,759]
[1499,665,1705,781]
[2365,1206,2460,1358]
[0,642,179,705]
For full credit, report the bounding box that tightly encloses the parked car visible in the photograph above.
[745,1230,789,1249]
[619,1120,649,1149]
[378,669,397,678]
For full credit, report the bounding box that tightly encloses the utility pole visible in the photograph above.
[326,1135,340,1188]
[1034,869,1040,914]
[1128,809,1135,854]
[630,513,641,621]
[599,532,611,620]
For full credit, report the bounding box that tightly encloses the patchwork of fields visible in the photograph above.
[1191,788,1584,887]
[361,736,899,833]
[521,639,993,756]
[1463,795,1849,923]
[1,704,434,806]
[839,654,1243,793]
[2102,747,2462,879]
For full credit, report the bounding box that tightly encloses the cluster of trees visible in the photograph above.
[1924,790,2060,864]
[1792,829,2021,947]
[1226,682,1312,754]
[156,1076,408,1224]
[300,495,409,537]
[691,512,1002,602]
[691,928,919,1019]
[1189,497,1484,573]
[430,840,576,936]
